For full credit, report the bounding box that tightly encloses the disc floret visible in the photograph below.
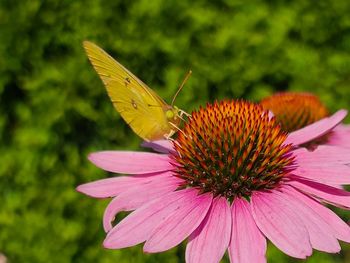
[171,100,296,199]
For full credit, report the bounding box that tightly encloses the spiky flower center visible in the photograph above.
[171,100,295,199]
[260,92,329,132]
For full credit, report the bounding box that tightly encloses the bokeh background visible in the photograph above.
[1,0,350,262]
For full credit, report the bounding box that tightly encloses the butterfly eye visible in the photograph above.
[166,109,175,120]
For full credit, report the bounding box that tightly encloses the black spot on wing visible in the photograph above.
[131,99,138,109]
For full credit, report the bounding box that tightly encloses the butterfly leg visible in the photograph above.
[164,129,176,140]
[179,109,191,118]
[167,122,189,140]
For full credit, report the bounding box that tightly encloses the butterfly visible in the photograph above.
[83,41,190,141]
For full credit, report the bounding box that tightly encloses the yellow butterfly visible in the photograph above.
[83,41,189,141]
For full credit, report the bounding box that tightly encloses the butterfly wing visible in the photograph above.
[83,41,172,141]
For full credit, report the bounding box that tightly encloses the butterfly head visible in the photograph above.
[165,106,181,124]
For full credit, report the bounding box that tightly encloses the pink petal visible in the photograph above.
[281,146,350,185]
[104,189,204,249]
[327,124,350,147]
[332,123,350,133]
[291,165,350,185]
[251,191,312,258]
[274,187,340,253]
[282,185,350,243]
[141,140,174,153]
[229,198,267,263]
[287,177,350,209]
[103,176,182,232]
[285,110,347,146]
[143,192,213,253]
[186,197,231,263]
[88,151,172,174]
[76,173,170,198]
[294,145,350,164]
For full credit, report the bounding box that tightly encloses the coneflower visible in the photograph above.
[78,100,350,263]
[261,92,350,148]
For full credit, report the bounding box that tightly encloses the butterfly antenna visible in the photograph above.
[171,70,192,107]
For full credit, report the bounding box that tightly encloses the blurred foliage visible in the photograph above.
[0,0,350,262]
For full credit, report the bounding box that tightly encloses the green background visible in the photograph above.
[1,0,350,262]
